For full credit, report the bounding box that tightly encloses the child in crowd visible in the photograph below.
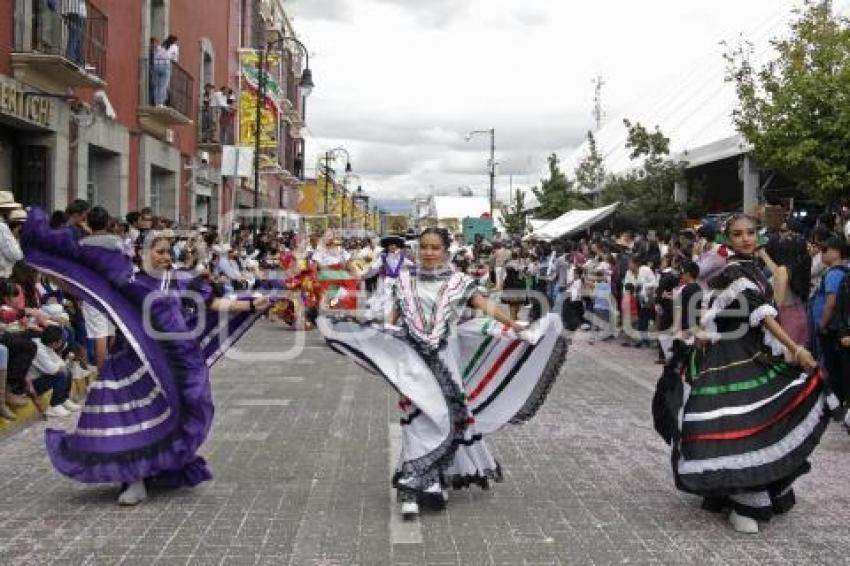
[563,266,584,331]
[590,268,613,344]
[620,283,639,347]
[28,325,80,418]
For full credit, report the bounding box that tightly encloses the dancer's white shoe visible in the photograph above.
[400,501,419,520]
[117,480,147,506]
[729,510,758,534]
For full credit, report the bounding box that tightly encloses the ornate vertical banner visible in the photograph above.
[239,49,283,173]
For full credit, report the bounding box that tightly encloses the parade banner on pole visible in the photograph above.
[239,50,282,171]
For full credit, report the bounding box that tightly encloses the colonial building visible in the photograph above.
[2,0,309,231]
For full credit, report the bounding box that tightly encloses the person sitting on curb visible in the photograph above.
[28,325,80,418]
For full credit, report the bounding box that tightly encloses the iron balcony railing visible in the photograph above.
[199,100,235,145]
[18,0,108,78]
[140,56,194,120]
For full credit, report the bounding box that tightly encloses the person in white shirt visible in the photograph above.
[79,207,121,371]
[61,0,87,65]
[0,192,24,278]
[563,265,585,331]
[210,86,228,142]
[216,245,249,291]
[623,255,657,347]
[313,239,351,267]
[153,35,179,106]
[28,326,80,418]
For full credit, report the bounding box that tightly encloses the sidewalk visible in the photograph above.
[0,370,94,436]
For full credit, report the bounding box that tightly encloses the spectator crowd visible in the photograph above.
[3,193,850,429]
[0,194,305,422]
[448,208,850,404]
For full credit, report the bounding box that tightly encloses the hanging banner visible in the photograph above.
[239,50,282,170]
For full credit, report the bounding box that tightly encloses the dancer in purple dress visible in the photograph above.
[22,209,268,505]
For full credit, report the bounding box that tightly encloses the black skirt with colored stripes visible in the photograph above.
[671,329,829,498]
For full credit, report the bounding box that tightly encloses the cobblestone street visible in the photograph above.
[2,321,850,565]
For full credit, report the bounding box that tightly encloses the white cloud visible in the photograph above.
[291,0,353,22]
[295,0,802,203]
[372,0,469,27]
[419,127,462,146]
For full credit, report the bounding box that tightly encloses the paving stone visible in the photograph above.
[2,324,850,563]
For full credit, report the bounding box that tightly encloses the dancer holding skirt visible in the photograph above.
[660,213,832,534]
[319,228,568,519]
[22,209,268,505]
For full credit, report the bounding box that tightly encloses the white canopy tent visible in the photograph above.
[524,202,621,241]
[528,219,550,232]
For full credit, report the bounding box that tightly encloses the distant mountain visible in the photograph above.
[374,199,413,215]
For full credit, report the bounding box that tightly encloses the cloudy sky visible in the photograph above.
[292,0,801,207]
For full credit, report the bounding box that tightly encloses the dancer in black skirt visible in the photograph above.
[665,213,830,534]
[501,250,527,321]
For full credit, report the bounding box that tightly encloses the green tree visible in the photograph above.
[531,153,590,219]
[725,0,850,203]
[601,120,686,231]
[500,190,528,237]
[574,131,607,194]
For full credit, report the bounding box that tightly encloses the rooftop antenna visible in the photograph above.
[592,75,606,131]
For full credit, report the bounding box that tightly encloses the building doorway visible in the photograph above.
[15,145,48,208]
[87,146,121,213]
[150,165,175,219]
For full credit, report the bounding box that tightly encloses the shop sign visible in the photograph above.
[0,76,54,128]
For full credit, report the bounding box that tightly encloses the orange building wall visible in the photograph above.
[168,0,234,220]
[90,0,144,206]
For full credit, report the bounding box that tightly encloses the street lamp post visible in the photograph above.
[352,185,369,230]
[321,146,352,215]
[252,34,314,236]
[465,128,496,216]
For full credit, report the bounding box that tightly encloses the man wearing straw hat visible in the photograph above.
[0,191,24,279]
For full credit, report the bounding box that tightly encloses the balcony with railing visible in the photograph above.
[12,0,108,93]
[198,92,235,151]
[138,57,194,139]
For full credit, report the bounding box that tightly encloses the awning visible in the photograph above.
[524,202,620,241]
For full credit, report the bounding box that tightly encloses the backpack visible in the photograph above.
[833,265,850,335]
[819,265,850,333]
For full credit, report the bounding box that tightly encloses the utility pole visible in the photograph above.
[488,128,495,216]
[252,47,267,237]
[592,75,605,132]
[323,151,330,214]
[466,128,496,216]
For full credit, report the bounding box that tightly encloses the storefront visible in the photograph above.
[193,175,219,227]
[0,74,60,208]
[138,134,180,220]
